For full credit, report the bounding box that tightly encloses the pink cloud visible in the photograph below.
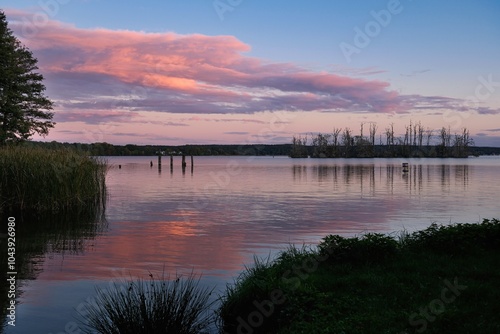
[5,8,489,123]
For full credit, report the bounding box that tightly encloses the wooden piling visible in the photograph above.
[182,155,187,168]
[170,155,173,169]
[402,162,409,173]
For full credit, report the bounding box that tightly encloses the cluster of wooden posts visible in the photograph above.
[156,154,194,173]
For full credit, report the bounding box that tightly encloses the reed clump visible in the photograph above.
[80,273,216,334]
[0,145,107,212]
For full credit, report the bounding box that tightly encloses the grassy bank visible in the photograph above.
[218,219,500,333]
[0,145,107,212]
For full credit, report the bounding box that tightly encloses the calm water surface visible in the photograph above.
[4,156,500,333]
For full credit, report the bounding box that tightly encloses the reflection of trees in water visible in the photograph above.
[291,164,469,195]
[454,165,469,188]
[0,208,107,330]
[292,165,307,182]
[432,164,469,193]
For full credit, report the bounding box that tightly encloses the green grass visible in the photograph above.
[0,145,107,212]
[79,273,216,334]
[218,219,500,334]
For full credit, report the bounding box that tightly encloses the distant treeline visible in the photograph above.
[21,140,500,157]
[24,141,291,156]
[291,122,495,158]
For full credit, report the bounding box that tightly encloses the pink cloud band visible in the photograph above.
[5,8,498,123]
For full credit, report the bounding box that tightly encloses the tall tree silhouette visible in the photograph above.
[0,10,54,144]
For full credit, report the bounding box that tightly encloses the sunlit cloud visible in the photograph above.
[4,8,497,148]
[5,9,435,122]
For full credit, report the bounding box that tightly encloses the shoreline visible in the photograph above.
[218,219,500,333]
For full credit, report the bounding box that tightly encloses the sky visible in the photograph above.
[1,0,500,146]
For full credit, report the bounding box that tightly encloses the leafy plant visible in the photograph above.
[318,233,398,264]
[403,219,500,254]
[219,219,500,333]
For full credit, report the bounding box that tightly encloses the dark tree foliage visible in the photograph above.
[0,10,54,144]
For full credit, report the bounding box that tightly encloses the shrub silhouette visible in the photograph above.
[319,233,399,264]
[79,273,215,334]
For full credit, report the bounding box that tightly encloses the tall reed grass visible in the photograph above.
[80,273,216,334]
[0,145,107,212]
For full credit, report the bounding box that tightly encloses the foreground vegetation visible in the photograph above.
[219,219,500,333]
[63,220,499,333]
[0,145,107,212]
[79,273,216,334]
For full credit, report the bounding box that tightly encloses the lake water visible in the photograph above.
[3,156,500,333]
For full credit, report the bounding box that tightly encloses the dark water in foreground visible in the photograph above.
[2,156,499,333]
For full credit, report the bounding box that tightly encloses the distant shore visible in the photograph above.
[22,141,500,157]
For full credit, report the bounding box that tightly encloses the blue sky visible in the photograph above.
[1,0,500,145]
